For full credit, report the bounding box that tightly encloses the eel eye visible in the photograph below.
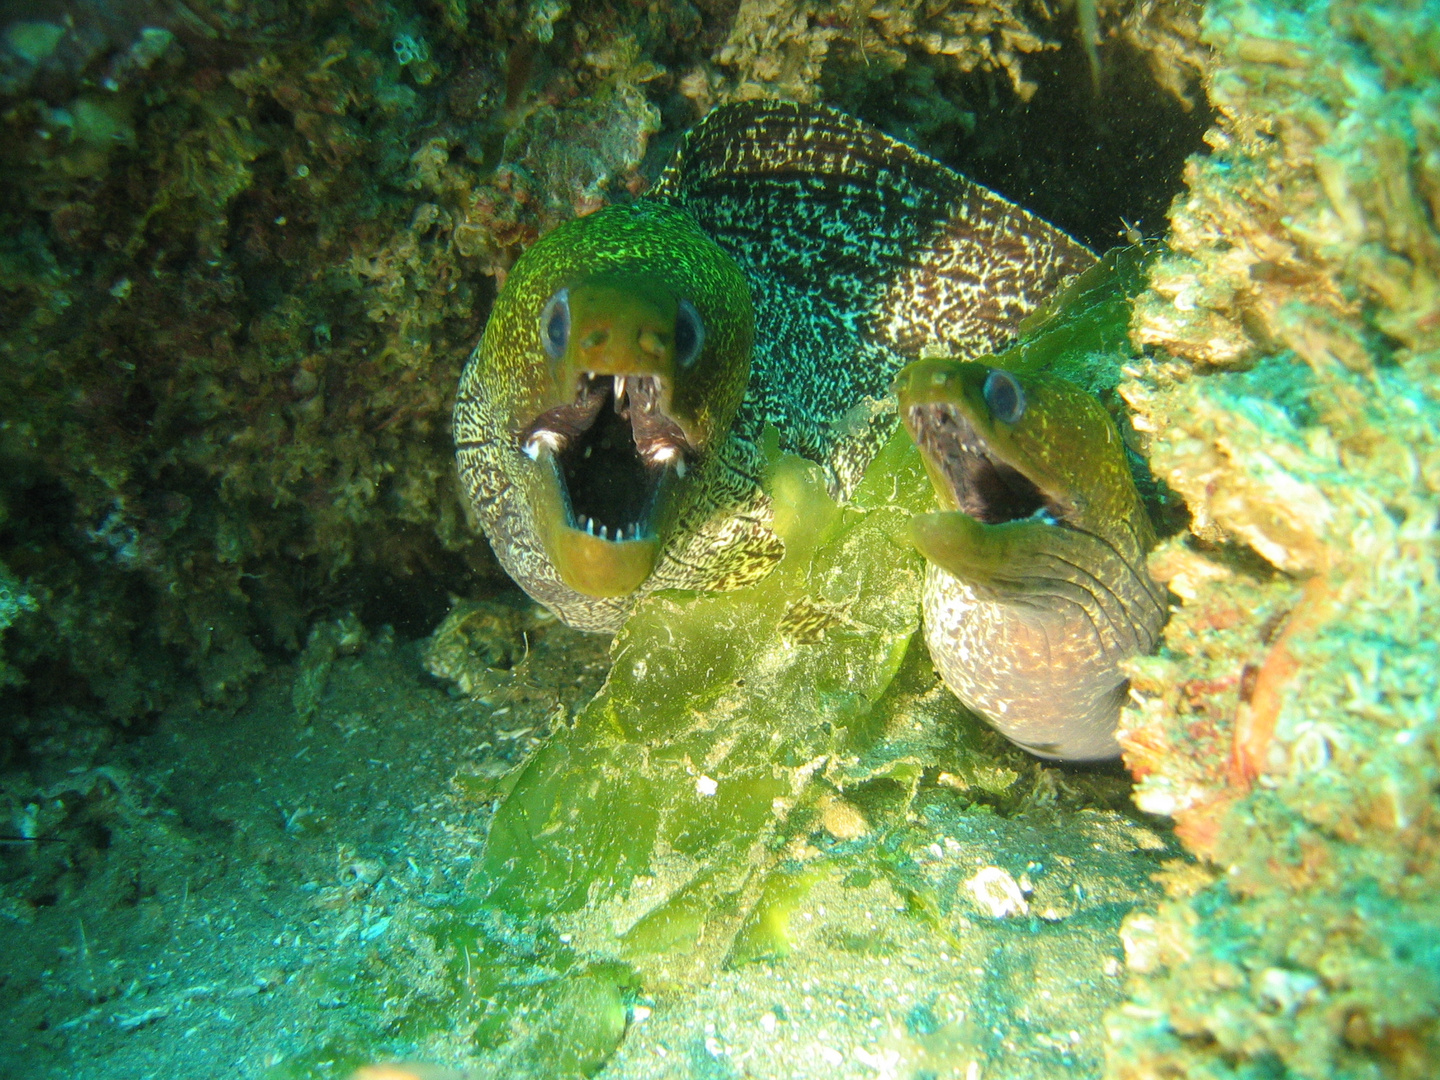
[674,298,705,367]
[983,369,1026,424]
[540,288,570,361]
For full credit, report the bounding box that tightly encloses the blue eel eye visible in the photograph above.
[674,298,705,367]
[982,368,1026,424]
[540,288,570,360]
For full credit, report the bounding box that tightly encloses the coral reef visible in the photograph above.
[1108,0,1440,1075]
[716,0,1053,104]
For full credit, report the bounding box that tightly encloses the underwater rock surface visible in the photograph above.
[1109,0,1440,1076]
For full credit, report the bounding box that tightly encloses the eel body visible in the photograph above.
[895,358,1168,760]
[454,101,1094,631]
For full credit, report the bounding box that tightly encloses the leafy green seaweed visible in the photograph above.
[1001,240,1162,392]
[478,423,935,971]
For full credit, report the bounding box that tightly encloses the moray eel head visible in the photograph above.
[894,356,1165,761]
[474,203,753,599]
[894,357,1147,573]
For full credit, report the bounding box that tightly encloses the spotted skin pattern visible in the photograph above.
[657,102,1095,475]
[899,361,1169,760]
[455,101,1094,632]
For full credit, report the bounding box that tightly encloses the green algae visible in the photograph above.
[997,239,1161,387]
[478,421,935,958]
[347,424,929,1076]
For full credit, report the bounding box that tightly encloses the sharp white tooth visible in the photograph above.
[600,524,609,540]
[523,430,563,459]
[588,518,597,536]
[675,458,687,479]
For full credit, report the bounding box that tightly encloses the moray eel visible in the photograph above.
[895,358,1168,761]
[455,102,1095,632]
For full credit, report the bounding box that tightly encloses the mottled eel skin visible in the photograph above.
[454,101,1094,632]
[896,359,1168,761]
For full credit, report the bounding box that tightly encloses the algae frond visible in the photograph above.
[477,422,934,973]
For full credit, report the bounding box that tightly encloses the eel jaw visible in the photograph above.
[518,372,693,598]
[897,362,1077,589]
[902,400,1062,528]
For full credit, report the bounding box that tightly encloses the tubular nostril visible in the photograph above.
[637,329,665,357]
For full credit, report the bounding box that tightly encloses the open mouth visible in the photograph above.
[906,402,1061,526]
[519,372,692,543]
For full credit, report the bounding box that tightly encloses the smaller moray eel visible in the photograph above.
[895,358,1168,761]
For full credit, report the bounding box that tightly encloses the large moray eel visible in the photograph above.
[895,358,1168,761]
[454,101,1095,632]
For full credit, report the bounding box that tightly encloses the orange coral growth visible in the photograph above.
[1227,574,1334,788]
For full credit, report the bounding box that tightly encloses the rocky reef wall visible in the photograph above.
[0,0,697,746]
[1109,0,1440,1076]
